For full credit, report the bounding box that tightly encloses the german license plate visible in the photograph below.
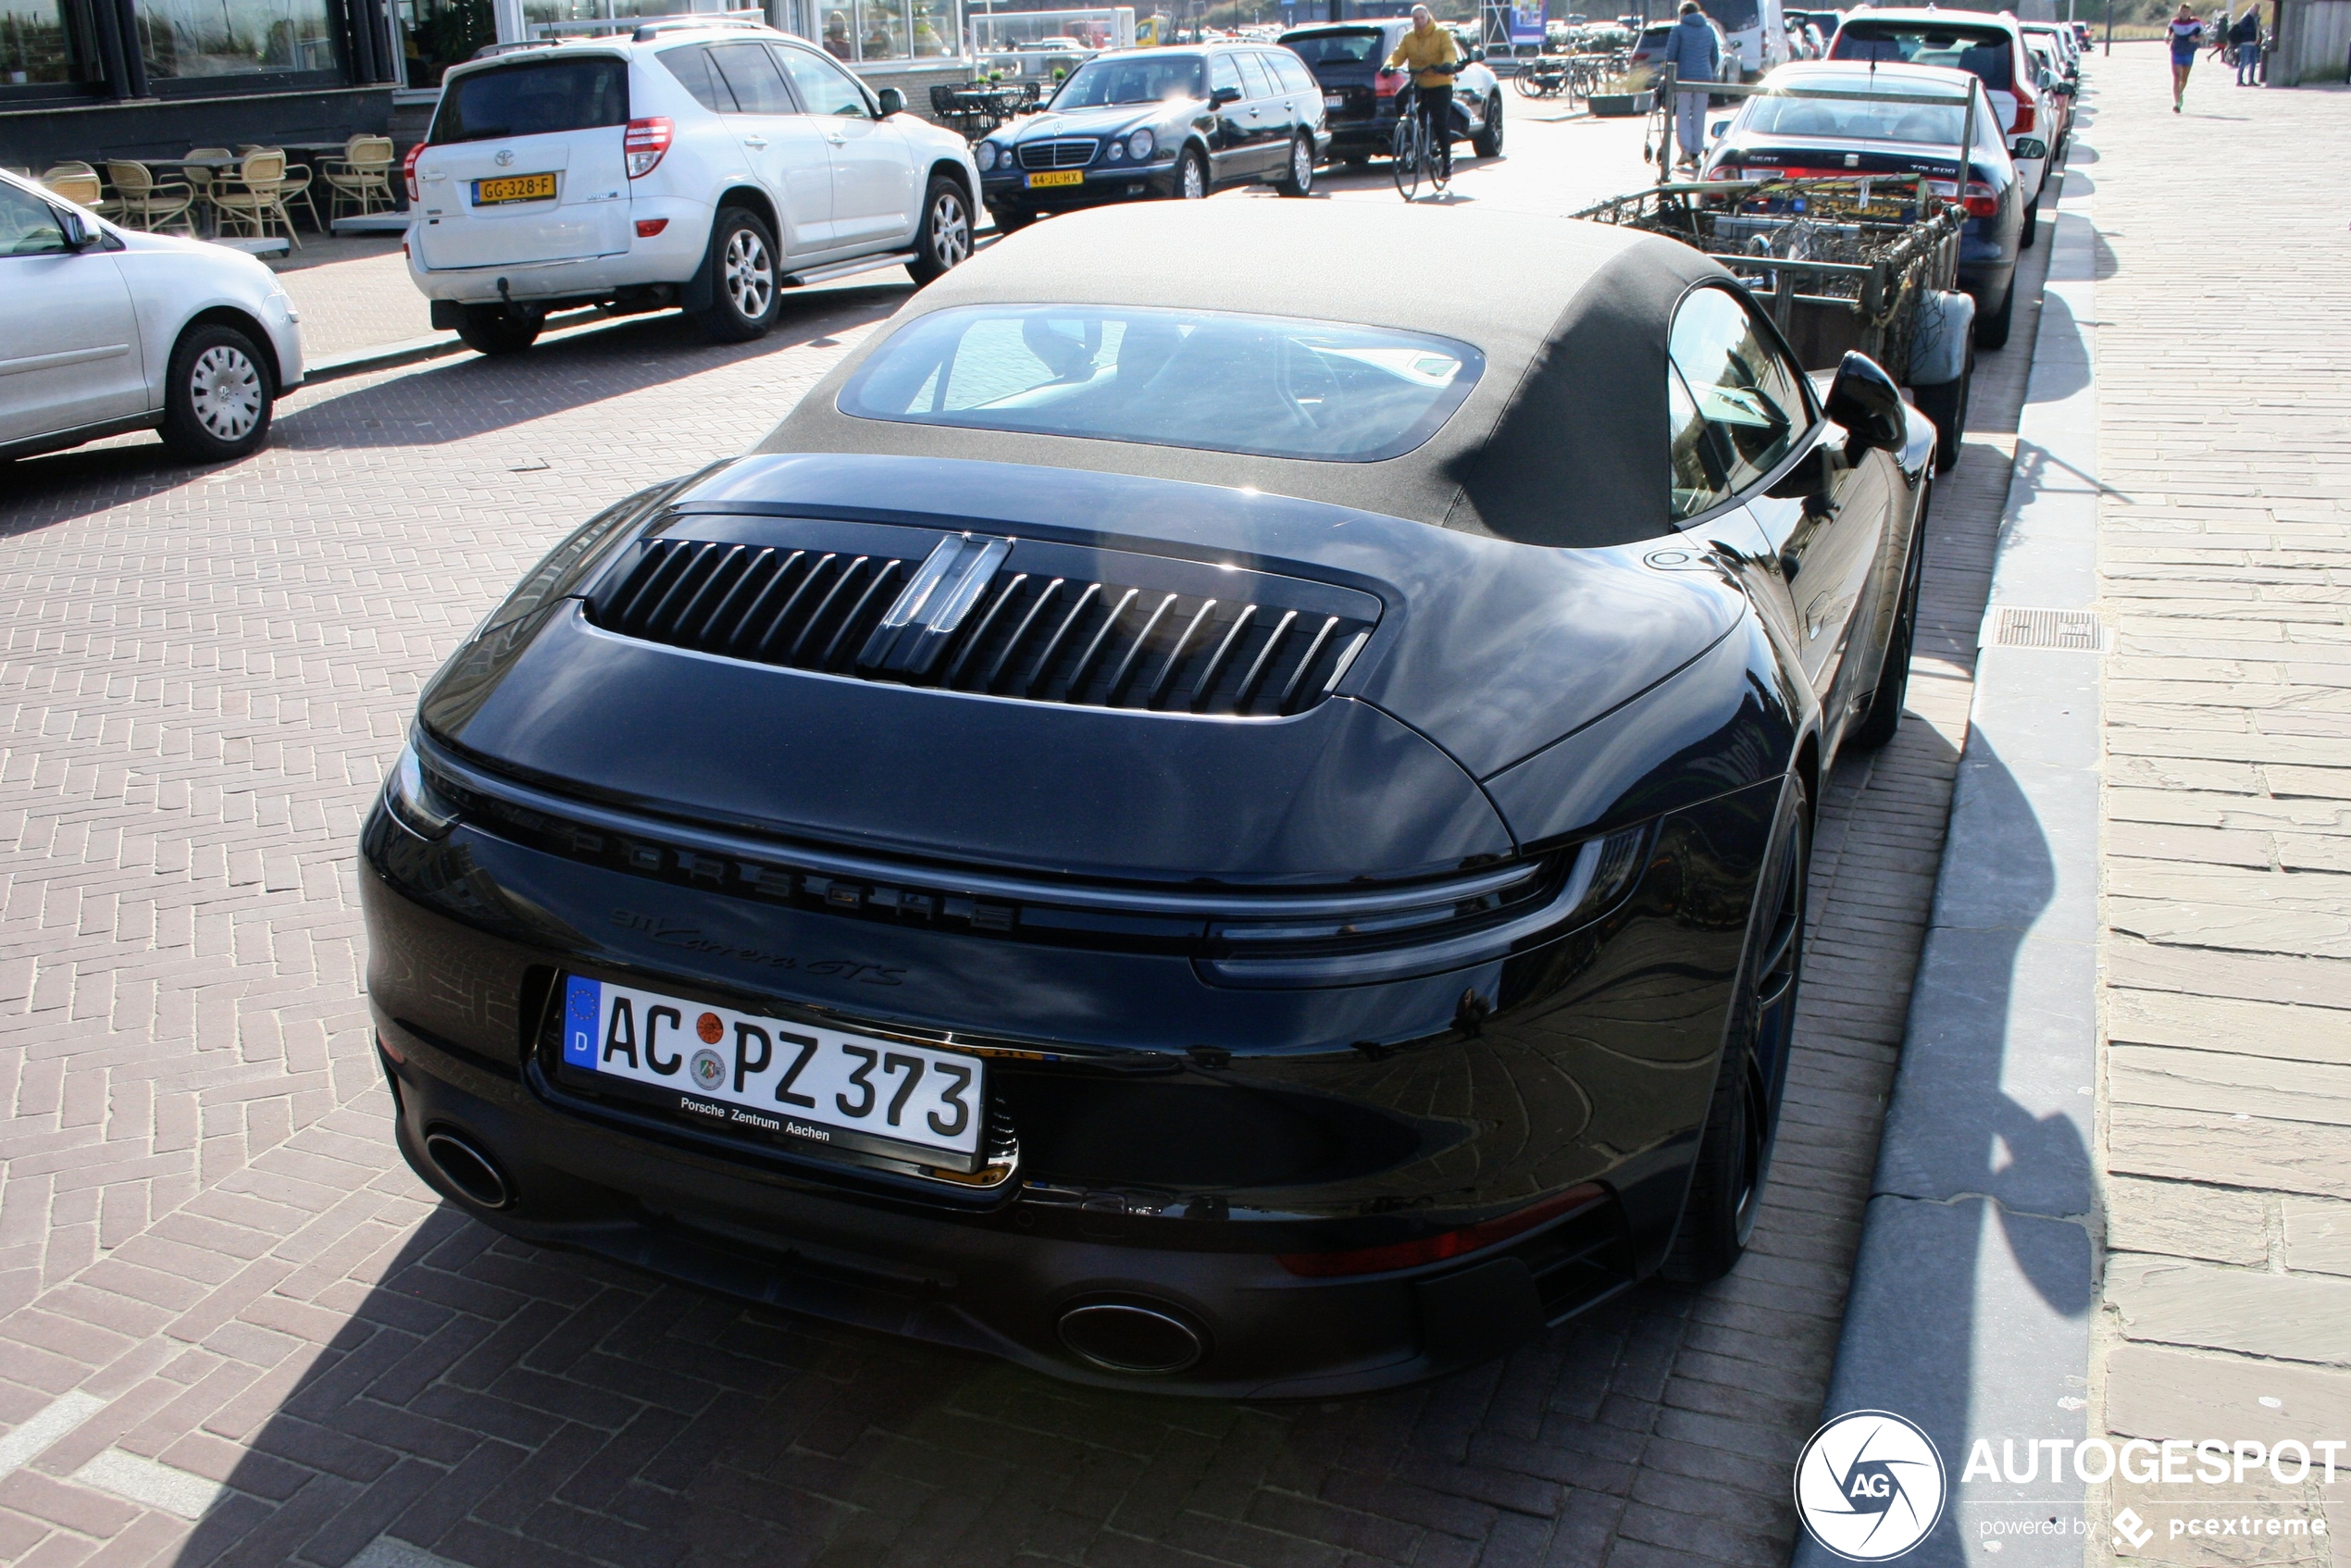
[1325,93,1345,107]
[559,976,985,1163]
[1026,169,1084,188]
[473,172,558,205]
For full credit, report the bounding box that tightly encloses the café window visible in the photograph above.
[1,0,102,95]
[138,0,341,81]
[395,0,493,88]
[817,0,956,62]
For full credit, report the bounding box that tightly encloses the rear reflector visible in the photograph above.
[634,218,668,237]
[625,117,674,179]
[1277,1184,1607,1277]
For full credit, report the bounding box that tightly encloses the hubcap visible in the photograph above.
[1180,157,1204,198]
[1293,141,1312,188]
[928,192,969,268]
[189,345,261,442]
[723,228,774,320]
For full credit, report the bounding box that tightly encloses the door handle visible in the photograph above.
[741,136,768,148]
[827,134,848,145]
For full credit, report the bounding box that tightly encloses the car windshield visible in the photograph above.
[1743,83,1980,144]
[1281,28,1387,63]
[840,305,1486,463]
[1832,23,2014,90]
[432,57,629,143]
[1051,55,1205,106]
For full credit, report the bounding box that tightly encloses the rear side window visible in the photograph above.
[708,41,797,114]
[1273,52,1316,93]
[431,58,629,143]
[1237,52,1276,100]
[1280,29,1385,64]
[660,44,737,113]
[1833,22,2015,91]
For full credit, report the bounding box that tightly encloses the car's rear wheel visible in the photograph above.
[159,323,273,464]
[454,305,542,356]
[1850,492,1926,751]
[1912,344,1972,477]
[1661,775,1808,1285]
[692,207,781,343]
[2020,190,2041,248]
[1974,275,2017,350]
[907,174,973,285]
[1473,93,1504,157]
[1176,148,1208,199]
[1276,134,1315,196]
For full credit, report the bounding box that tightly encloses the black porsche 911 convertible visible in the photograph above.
[363,201,1934,1397]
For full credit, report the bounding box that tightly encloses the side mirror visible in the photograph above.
[1210,84,1242,105]
[1824,351,1906,453]
[1710,118,1730,137]
[2011,135,2047,161]
[876,86,905,115]
[56,207,96,250]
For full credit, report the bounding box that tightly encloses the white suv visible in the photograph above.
[405,20,980,353]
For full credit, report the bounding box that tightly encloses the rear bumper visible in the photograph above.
[406,198,712,305]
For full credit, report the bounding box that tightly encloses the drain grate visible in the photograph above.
[1995,607,2101,651]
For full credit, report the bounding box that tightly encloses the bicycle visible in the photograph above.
[1386,63,1462,201]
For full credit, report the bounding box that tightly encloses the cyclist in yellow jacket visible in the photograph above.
[1385,6,1462,178]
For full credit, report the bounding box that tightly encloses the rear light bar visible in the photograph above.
[404,142,425,203]
[1277,1184,1608,1277]
[625,117,674,178]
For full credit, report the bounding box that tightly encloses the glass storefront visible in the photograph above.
[137,0,339,78]
[1,0,99,88]
[395,0,493,86]
[815,0,956,60]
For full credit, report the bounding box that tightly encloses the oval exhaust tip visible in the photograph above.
[1057,1301,1205,1376]
[423,1129,513,1210]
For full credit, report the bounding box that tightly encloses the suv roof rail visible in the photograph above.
[472,37,562,56]
[521,8,770,40]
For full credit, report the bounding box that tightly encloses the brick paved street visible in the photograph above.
[1,109,2056,1568]
[2083,46,2351,1561]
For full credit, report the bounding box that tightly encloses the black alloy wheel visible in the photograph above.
[907,174,973,284]
[1473,93,1505,157]
[454,304,542,356]
[1662,776,1809,1284]
[691,206,782,344]
[1974,275,2017,350]
[1850,490,1927,751]
[1176,148,1209,200]
[159,323,274,463]
[1277,134,1315,196]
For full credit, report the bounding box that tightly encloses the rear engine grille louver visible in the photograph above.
[587,529,1378,718]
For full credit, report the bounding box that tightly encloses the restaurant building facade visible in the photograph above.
[1,0,971,172]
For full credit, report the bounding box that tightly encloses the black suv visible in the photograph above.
[975,43,1331,230]
[1278,20,1506,166]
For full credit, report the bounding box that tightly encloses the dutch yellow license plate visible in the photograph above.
[473,172,558,205]
[1026,169,1084,189]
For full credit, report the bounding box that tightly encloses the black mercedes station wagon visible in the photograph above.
[364,201,1934,1397]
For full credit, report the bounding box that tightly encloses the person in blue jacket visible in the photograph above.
[1659,0,1723,169]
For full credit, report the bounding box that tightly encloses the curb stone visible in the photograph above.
[1793,131,2105,1568]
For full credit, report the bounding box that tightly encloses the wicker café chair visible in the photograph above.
[209,148,300,247]
[180,146,234,216]
[106,160,198,233]
[40,164,119,218]
[321,134,396,218]
[259,148,322,231]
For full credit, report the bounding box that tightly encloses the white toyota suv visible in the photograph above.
[405,20,980,353]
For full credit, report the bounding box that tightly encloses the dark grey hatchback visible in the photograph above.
[976,44,1329,230]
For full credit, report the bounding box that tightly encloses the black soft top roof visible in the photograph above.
[755,200,1729,551]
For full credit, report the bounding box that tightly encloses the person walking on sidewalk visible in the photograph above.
[2167,4,2205,110]
[1660,0,1722,171]
[2228,6,2261,82]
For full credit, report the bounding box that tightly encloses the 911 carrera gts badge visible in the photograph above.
[690,1049,726,1090]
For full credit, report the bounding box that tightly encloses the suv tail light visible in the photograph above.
[2009,99,2035,134]
[625,117,673,178]
[404,142,425,203]
[1375,68,1402,97]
